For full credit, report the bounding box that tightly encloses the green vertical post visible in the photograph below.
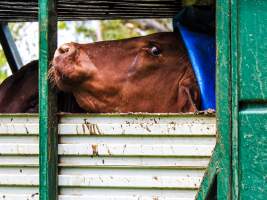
[216,1,232,200]
[231,0,267,199]
[196,1,232,199]
[230,0,239,199]
[39,0,58,200]
[197,1,267,199]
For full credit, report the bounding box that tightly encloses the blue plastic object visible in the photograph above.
[173,11,216,110]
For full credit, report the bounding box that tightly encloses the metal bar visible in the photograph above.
[195,145,219,200]
[230,0,239,199]
[195,1,232,199]
[0,23,23,73]
[216,1,232,199]
[38,0,58,200]
[0,0,182,22]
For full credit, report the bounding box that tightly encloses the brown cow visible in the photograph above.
[0,32,200,113]
[0,60,83,113]
[0,60,38,113]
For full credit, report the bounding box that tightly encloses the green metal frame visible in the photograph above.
[233,0,267,199]
[196,1,232,199]
[197,0,267,199]
[38,0,267,199]
[230,1,239,199]
[38,0,228,199]
[39,0,58,200]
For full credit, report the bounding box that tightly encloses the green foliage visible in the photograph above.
[75,22,97,41]
[58,21,68,30]
[101,20,141,40]
[0,49,6,66]
[8,23,25,41]
[0,23,24,83]
[0,48,8,83]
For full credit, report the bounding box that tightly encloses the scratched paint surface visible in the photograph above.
[236,1,267,199]
[239,111,267,199]
[238,0,267,101]
[0,114,216,200]
[58,114,216,200]
[0,115,39,200]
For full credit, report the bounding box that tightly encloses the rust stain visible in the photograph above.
[76,125,79,134]
[91,144,99,156]
[84,122,92,134]
[169,121,176,131]
[24,125,29,134]
[99,176,104,182]
[83,119,102,135]
[82,124,86,134]
[145,125,151,132]
[107,149,112,156]
[123,144,127,154]
[140,123,151,132]
[95,124,102,135]
[31,193,39,198]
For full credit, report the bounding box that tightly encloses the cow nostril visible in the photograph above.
[54,43,77,60]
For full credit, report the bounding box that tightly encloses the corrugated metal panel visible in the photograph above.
[0,0,182,22]
[0,114,39,200]
[0,114,216,200]
[58,114,216,200]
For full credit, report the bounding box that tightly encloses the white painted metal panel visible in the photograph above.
[0,114,216,200]
[59,157,211,168]
[59,114,216,136]
[0,143,213,156]
[0,115,39,200]
[58,189,198,200]
[58,114,216,200]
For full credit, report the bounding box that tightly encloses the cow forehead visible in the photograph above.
[125,32,179,46]
[78,32,178,48]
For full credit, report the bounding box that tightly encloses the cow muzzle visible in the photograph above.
[51,42,97,90]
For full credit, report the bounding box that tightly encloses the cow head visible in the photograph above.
[50,32,200,113]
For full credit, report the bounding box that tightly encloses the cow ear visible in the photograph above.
[177,84,200,113]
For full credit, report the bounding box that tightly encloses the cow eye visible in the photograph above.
[150,46,161,57]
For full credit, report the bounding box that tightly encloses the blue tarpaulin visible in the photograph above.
[173,7,216,110]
